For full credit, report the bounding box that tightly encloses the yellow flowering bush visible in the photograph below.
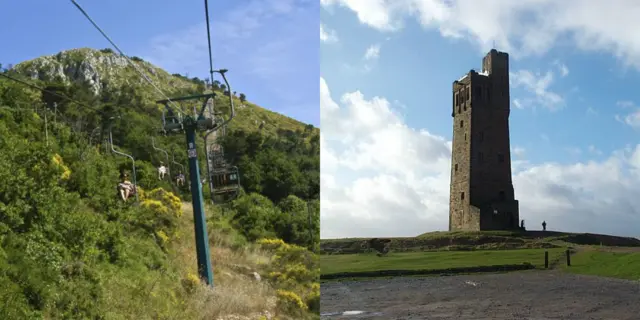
[258,238,320,314]
[155,230,169,247]
[51,153,71,180]
[134,188,183,242]
[136,186,146,199]
[257,238,287,249]
[146,188,182,218]
[306,282,320,313]
[181,273,201,294]
[141,199,169,215]
[276,289,307,315]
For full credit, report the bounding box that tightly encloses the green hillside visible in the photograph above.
[0,48,319,319]
[321,230,640,255]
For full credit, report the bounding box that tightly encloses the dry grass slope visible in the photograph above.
[173,202,277,320]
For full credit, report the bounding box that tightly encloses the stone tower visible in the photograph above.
[448,49,519,231]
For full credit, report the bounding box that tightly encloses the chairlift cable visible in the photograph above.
[69,0,183,118]
[204,0,215,86]
[0,73,107,116]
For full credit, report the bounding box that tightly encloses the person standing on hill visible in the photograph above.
[542,220,547,231]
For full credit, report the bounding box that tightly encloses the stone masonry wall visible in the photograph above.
[449,49,519,231]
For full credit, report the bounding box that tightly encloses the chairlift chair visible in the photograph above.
[109,123,139,203]
[210,166,240,202]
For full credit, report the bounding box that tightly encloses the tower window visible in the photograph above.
[460,120,463,128]
[458,105,461,113]
[467,87,470,100]
[464,104,467,111]
[498,153,505,163]
[499,191,505,201]
[461,192,465,200]
[455,94,458,106]
[464,133,467,141]
[454,164,458,172]
[478,152,484,163]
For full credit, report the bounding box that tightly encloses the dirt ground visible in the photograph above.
[320,270,640,320]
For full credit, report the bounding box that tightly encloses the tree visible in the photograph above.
[239,93,246,102]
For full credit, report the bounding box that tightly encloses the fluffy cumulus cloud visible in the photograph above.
[321,77,640,239]
[321,23,339,42]
[615,100,640,129]
[363,44,381,60]
[509,68,564,111]
[321,0,640,69]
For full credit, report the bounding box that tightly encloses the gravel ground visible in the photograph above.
[320,271,640,320]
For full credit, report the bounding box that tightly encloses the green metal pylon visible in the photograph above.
[184,115,214,286]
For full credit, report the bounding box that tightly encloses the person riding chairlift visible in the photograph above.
[175,171,186,186]
[117,172,135,202]
[158,162,167,180]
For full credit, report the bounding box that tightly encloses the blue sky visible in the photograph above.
[321,0,640,239]
[1,0,319,126]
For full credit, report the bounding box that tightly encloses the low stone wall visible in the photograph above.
[320,263,535,280]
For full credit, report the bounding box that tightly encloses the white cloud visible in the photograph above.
[321,23,339,42]
[320,0,403,31]
[512,98,528,110]
[588,145,603,155]
[553,60,569,77]
[512,146,526,157]
[617,100,635,108]
[615,100,640,129]
[616,111,640,129]
[321,77,451,238]
[510,69,564,111]
[565,147,582,156]
[364,44,381,60]
[321,77,640,239]
[321,0,640,69]
[559,64,569,77]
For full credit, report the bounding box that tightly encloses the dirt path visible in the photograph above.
[321,271,640,320]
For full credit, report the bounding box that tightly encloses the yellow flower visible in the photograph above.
[51,153,71,180]
[181,273,201,294]
[147,188,182,217]
[156,230,170,246]
[276,289,308,311]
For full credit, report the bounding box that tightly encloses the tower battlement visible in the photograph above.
[448,49,519,231]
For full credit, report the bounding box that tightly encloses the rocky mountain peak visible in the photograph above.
[14,48,165,96]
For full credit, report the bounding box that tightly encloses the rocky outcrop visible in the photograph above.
[13,48,186,97]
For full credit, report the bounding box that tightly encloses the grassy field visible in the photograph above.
[561,250,640,280]
[321,248,566,275]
